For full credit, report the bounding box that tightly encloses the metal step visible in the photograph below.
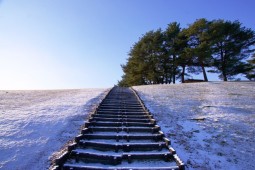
[85,121,156,127]
[91,114,152,119]
[99,105,143,108]
[95,111,148,115]
[78,141,168,151]
[73,149,172,159]
[84,126,160,133]
[75,133,164,141]
[97,109,145,113]
[90,117,151,123]
[63,162,180,170]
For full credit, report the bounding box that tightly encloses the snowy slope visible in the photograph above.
[0,88,108,170]
[133,82,255,170]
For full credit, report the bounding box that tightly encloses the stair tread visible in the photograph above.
[64,160,179,169]
[73,148,171,156]
[80,140,166,146]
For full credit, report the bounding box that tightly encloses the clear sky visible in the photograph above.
[0,0,254,89]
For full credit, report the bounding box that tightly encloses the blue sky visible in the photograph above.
[0,0,254,89]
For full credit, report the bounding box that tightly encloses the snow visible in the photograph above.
[0,88,108,169]
[133,82,255,170]
[1,82,254,169]
[65,159,178,168]
[74,147,170,156]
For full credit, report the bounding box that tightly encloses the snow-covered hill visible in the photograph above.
[1,82,254,170]
[0,88,108,169]
[133,82,255,170]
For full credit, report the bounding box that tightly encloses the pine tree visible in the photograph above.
[119,29,166,86]
[209,20,255,81]
[118,19,255,86]
[185,18,213,81]
[164,22,182,84]
[175,29,190,83]
[245,54,255,80]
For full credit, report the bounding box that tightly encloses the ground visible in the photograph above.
[0,88,108,169]
[1,82,254,170]
[133,82,255,170]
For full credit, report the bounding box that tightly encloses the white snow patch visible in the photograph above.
[133,82,255,170]
[0,88,108,169]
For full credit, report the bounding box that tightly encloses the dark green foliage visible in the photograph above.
[184,18,213,81]
[209,20,255,81]
[119,29,166,86]
[118,19,255,86]
[245,54,255,80]
[164,22,182,84]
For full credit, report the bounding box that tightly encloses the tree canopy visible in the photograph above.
[119,19,255,87]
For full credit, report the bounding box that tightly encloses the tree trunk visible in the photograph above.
[181,65,186,83]
[201,66,208,81]
[220,45,227,81]
[222,68,227,81]
[173,54,176,84]
[222,59,228,81]
[169,75,172,84]
[201,61,208,82]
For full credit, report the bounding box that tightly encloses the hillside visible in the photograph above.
[0,89,108,169]
[0,82,254,170]
[133,82,255,170]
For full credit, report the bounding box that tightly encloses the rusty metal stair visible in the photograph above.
[51,87,184,170]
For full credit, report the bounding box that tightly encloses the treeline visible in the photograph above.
[118,18,255,87]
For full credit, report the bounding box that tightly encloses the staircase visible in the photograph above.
[51,87,184,170]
